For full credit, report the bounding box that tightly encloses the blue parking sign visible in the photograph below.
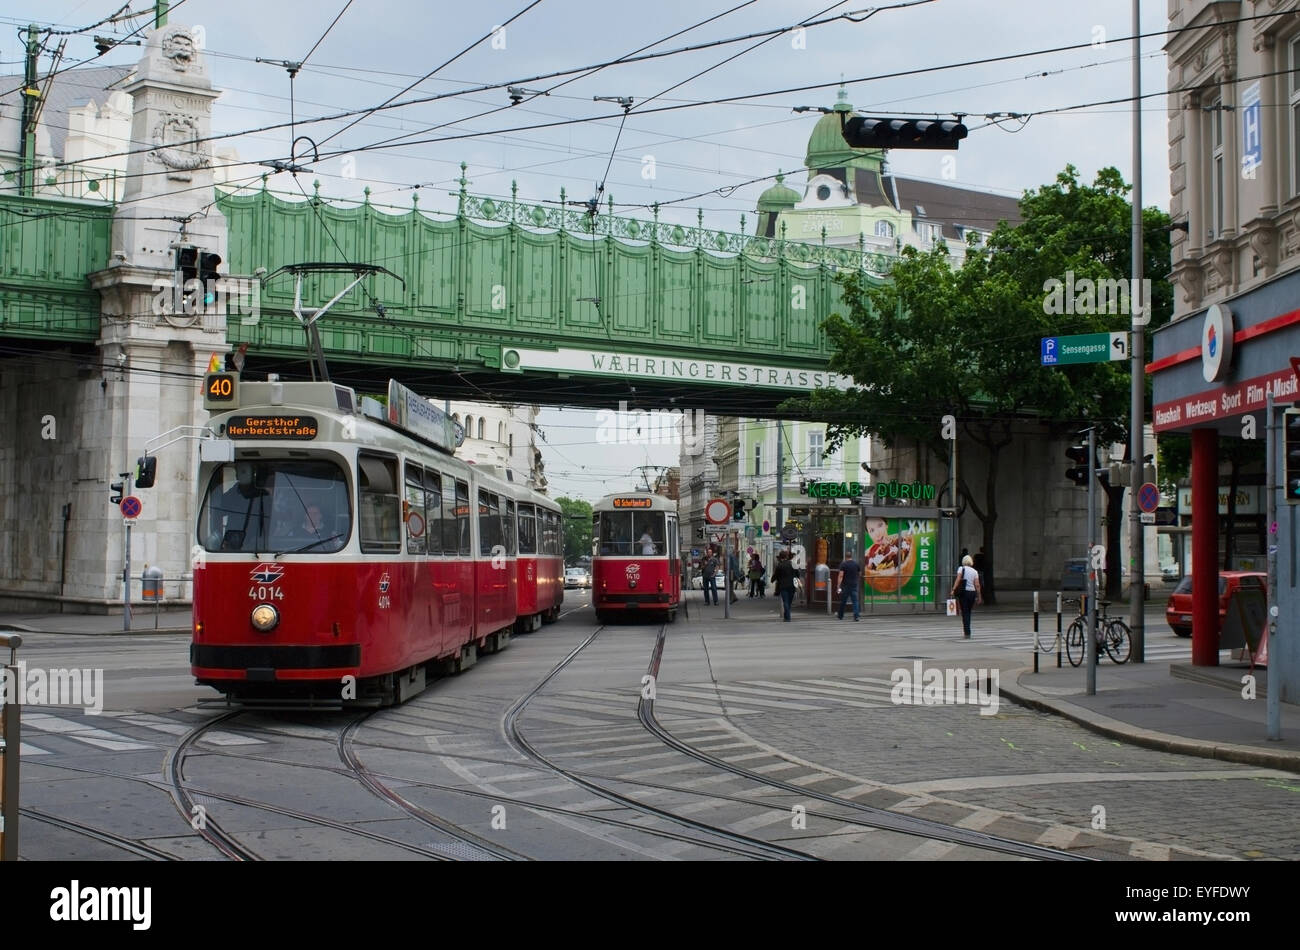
[1041,337,1058,365]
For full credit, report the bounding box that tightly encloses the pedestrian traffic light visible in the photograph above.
[135,455,157,489]
[110,481,124,504]
[1285,409,1300,505]
[840,116,967,150]
[199,252,221,305]
[733,498,746,520]
[1065,444,1091,486]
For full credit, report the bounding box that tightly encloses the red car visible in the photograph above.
[1165,571,1267,638]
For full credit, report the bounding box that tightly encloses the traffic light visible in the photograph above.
[733,498,746,520]
[135,455,157,489]
[1065,444,1091,486]
[110,481,124,505]
[841,116,967,150]
[199,252,221,305]
[1285,409,1300,505]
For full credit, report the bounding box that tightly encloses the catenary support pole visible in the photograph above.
[1130,0,1147,663]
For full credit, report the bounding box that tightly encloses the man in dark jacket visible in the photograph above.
[772,550,798,621]
[837,550,861,621]
[701,548,719,605]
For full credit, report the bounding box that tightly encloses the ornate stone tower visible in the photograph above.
[76,22,230,607]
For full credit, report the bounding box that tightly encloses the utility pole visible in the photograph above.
[20,25,41,196]
[775,419,784,540]
[1129,0,1147,662]
[1086,426,1098,695]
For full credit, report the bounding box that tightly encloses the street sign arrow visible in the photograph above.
[1110,332,1127,359]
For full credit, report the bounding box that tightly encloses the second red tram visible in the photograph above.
[590,493,680,623]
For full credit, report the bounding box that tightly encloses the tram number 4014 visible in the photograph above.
[249,586,285,600]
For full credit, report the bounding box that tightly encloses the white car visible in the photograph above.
[564,568,591,589]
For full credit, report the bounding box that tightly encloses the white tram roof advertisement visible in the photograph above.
[386,379,464,453]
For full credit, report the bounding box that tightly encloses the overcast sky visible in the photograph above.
[19,0,1175,500]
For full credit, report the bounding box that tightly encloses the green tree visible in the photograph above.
[802,165,1170,601]
[556,496,593,562]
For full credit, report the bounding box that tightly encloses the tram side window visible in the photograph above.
[404,463,426,555]
[543,509,560,557]
[504,500,517,556]
[551,510,563,557]
[479,489,502,556]
[440,473,459,555]
[424,470,442,556]
[455,480,471,555]
[518,504,537,555]
[358,453,401,554]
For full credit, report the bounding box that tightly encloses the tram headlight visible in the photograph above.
[250,603,279,632]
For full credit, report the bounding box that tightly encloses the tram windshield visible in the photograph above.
[596,510,665,556]
[198,459,350,554]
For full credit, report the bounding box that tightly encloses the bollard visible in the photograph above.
[1056,591,1063,668]
[1033,591,1040,674]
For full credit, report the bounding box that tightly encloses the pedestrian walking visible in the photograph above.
[701,547,719,605]
[772,550,797,621]
[747,554,765,598]
[951,554,983,638]
[837,550,861,621]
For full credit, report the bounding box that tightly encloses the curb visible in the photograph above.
[1001,668,1300,776]
[0,626,192,637]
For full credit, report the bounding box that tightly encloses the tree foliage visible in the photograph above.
[795,165,1171,599]
[556,496,593,562]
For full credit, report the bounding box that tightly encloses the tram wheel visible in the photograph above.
[666,610,677,624]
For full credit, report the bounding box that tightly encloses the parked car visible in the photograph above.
[1165,571,1267,637]
[564,567,591,589]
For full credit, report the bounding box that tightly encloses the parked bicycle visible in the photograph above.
[1060,598,1132,666]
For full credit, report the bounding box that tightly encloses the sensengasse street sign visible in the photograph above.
[1041,332,1128,365]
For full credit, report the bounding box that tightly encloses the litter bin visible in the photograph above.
[142,566,164,630]
[142,565,164,601]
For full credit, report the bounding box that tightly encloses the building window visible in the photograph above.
[808,430,824,470]
[464,415,474,438]
[753,442,762,477]
[1291,37,1300,196]
[498,421,505,443]
[874,220,894,238]
[1210,96,1224,239]
[509,433,514,456]
[478,417,485,440]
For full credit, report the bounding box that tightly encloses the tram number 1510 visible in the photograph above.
[249,586,285,600]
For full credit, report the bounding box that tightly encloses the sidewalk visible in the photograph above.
[0,606,192,636]
[687,588,1300,775]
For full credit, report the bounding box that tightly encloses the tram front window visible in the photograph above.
[198,459,350,553]
[598,512,633,555]
[633,512,664,556]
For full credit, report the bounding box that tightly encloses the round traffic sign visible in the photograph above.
[120,496,142,518]
[1137,482,1160,513]
[705,498,731,525]
[781,523,798,541]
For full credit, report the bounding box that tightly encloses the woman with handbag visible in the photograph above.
[951,554,983,638]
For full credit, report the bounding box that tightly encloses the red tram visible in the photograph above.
[191,376,563,705]
[590,493,681,623]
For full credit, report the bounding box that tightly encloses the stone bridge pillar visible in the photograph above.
[70,22,228,610]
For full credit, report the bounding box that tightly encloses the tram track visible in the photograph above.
[501,623,820,861]
[637,626,1094,862]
